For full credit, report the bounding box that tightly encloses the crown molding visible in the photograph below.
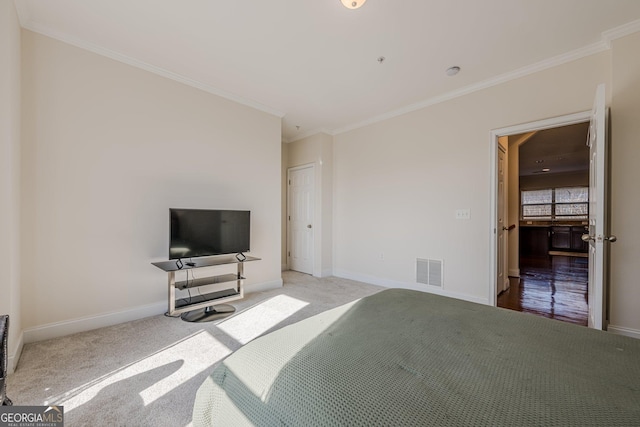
[602,19,640,48]
[16,9,640,140]
[333,19,640,137]
[20,20,285,119]
[333,40,608,136]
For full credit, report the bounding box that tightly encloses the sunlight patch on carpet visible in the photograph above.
[49,331,231,412]
[138,331,230,406]
[217,295,309,344]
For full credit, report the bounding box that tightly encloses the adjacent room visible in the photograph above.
[498,122,591,326]
[2,0,640,425]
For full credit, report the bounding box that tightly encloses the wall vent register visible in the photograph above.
[416,258,443,287]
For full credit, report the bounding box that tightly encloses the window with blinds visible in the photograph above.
[521,187,588,220]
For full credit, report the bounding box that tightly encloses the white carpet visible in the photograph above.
[7,271,382,426]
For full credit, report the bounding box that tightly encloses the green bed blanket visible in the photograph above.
[193,289,640,426]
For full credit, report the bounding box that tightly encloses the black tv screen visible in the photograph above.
[169,209,250,259]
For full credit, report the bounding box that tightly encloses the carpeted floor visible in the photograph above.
[7,271,382,426]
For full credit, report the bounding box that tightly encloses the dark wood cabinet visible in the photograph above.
[571,226,589,252]
[551,226,571,249]
[521,224,588,257]
[520,227,550,257]
[551,225,588,252]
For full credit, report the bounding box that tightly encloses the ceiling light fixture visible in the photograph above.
[341,0,367,9]
[446,66,461,76]
[542,168,550,172]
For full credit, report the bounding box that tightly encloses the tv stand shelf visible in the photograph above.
[175,273,241,290]
[175,289,240,310]
[152,254,260,322]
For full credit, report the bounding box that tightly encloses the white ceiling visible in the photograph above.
[14,0,640,141]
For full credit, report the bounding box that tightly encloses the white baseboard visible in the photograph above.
[608,325,640,339]
[333,269,489,306]
[508,268,520,278]
[22,278,284,344]
[8,331,24,374]
[23,300,168,344]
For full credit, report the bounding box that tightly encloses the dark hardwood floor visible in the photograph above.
[497,255,588,326]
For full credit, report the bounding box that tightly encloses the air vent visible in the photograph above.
[416,258,443,287]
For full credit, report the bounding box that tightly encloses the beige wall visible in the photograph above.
[610,32,640,334]
[0,0,22,371]
[20,31,282,337]
[334,52,611,304]
[286,133,334,276]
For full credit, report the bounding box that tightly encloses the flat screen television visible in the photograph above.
[169,209,250,260]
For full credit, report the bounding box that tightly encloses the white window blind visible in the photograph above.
[521,186,588,220]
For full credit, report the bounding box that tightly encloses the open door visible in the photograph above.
[288,165,315,275]
[496,144,508,295]
[583,84,616,330]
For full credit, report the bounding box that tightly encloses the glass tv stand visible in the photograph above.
[152,254,260,322]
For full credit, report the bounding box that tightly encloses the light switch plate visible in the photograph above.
[455,209,471,220]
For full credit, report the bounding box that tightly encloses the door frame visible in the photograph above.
[489,111,591,306]
[287,163,316,275]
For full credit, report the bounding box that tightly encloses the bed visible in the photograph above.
[192,289,640,426]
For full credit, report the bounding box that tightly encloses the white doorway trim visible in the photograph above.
[489,111,591,306]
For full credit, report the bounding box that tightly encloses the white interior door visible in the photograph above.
[585,83,614,330]
[497,145,508,295]
[288,165,314,275]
